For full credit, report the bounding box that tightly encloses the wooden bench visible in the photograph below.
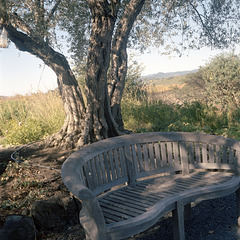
[61,132,240,240]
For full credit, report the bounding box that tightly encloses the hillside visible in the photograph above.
[143,69,197,81]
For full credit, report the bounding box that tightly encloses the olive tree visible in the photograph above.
[1,0,240,148]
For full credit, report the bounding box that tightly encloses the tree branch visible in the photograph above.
[46,0,62,25]
[189,2,216,45]
[10,12,35,37]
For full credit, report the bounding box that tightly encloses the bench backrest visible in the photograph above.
[62,132,240,196]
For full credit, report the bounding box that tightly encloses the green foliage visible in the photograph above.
[0,91,64,146]
[123,56,148,102]
[184,53,240,112]
[122,100,178,132]
[122,97,240,141]
[202,53,240,111]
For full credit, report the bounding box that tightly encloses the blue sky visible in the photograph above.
[0,42,238,96]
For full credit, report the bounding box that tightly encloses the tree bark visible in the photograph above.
[109,0,145,131]
[4,24,86,148]
[80,0,121,145]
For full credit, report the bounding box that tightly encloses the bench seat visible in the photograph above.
[99,171,239,239]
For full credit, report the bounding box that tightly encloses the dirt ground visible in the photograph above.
[1,142,240,240]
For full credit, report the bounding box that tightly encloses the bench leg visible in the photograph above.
[79,198,108,240]
[172,201,185,240]
[236,188,240,226]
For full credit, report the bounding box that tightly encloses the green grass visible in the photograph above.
[122,99,240,141]
[2,86,240,147]
[0,91,65,146]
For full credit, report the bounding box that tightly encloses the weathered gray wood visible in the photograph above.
[148,143,155,170]
[160,142,167,167]
[61,132,240,240]
[202,143,208,163]
[124,145,136,187]
[154,142,161,168]
[208,144,215,163]
[167,142,174,166]
[136,144,144,172]
[119,147,127,176]
[143,144,150,171]
[113,149,121,178]
[180,142,189,175]
[131,145,139,174]
[108,150,117,181]
[80,197,108,240]
[173,142,181,166]
[173,201,185,240]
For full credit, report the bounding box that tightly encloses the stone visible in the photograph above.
[1,215,37,240]
[31,196,80,231]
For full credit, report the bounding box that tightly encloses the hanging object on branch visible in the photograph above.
[0,28,8,48]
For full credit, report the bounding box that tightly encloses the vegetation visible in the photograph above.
[0,91,64,146]
[1,0,240,148]
[1,53,240,146]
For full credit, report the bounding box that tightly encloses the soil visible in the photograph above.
[1,142,240,240]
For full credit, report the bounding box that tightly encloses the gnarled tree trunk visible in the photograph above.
[109,0,145,131]
[4,24,86,148]
[80,0,122,145]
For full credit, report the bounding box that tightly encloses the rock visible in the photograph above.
[1,215,37,240]
[31,196,80,231]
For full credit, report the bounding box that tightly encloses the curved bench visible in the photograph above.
[61,132,240,240]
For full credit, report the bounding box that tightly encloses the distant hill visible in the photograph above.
[0,96,9,100]
[143,69,197,81]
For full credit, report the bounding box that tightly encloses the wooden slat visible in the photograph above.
[119,147,127,176]
[102,210,126,222]
[108,194,149,209]
[143,144,150,171]
[167,142,174,166]
[222,146,228,163]
[148,143,155,170]
[188,142,194,164]
[113,148,121,178]
[90,158,99,188]
[99,198,145,215]
[136,144,144,172]
[173,142,180,166]
[131,145,139,174]
[79,167,86,186]
[208,144,215,163]
[94,156,102,185]
[103,152,111,182]
[122,189,157,204]
[83,162,93,189]
[108,150,116,181]
[229,149,235,164]
[99,154,107,183]
[124,145,136,186]
[202,143,208,163]
[195,143,201,163]
[112,192,152,207]
[100,202,138,218]
[102,196,147,212]
[180,142,189,175]
[160,142,167,167]
[215,145,222,164]
[154,142,161,168]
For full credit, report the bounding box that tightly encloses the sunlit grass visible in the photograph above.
[0,91,64,146]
